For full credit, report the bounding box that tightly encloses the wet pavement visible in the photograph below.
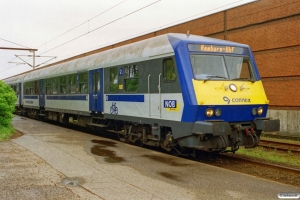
[1,115,299,199]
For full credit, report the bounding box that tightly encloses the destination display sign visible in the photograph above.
[188,44,246,54]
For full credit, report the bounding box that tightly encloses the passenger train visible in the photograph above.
[4,33,280,154]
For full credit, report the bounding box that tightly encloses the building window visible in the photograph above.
[110,67,118,92]
[60,76,67,94]
[163,58,176,82]
[69,74,76,94]
[79,73,88,93]
[124,65,138,92]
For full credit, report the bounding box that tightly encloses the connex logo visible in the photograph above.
[223,96,230,104]
[278,193,300,199]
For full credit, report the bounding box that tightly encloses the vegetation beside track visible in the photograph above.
[236,144,300,168]
[0,80,17,141]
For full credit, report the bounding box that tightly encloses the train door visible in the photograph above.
[149,60,162,118]
[38,79,45,107]
[17,83,22,106]
[89,69,103,113]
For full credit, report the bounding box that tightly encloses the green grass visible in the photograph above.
[0,125,14,141]
[236,146,300,168]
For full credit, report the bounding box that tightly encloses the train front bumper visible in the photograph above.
[179,118,280,151]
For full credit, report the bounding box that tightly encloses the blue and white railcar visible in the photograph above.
[3,33,280,153]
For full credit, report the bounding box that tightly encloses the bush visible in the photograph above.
[0,80,17,140]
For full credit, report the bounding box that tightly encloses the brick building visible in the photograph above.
[49,0,300,134]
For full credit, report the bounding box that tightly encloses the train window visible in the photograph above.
[97,72,100,93]
[24,82,29,95]
[124,65,138,92]
[191,55,228,80]
[29,82,34,94]
[46,79,52,95]
[69,74,76,94]
[110,67,118,92]
[11,85,16,94]
[224,56,254,80]
[60,76,67,94]
[15,84,19,95]
[79,73,88,93]
[163,58,176,82]
[34,81,38,94]
[52,78,58,94]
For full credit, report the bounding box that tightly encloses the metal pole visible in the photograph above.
[33,51,35,69]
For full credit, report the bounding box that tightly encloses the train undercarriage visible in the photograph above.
[16,106,276,156]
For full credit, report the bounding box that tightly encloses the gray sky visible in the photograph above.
[0,0,255,80]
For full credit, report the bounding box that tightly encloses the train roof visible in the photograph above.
[4,33,249,82]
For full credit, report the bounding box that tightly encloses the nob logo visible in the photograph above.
[223,96,230,104]
[164,100,177,108]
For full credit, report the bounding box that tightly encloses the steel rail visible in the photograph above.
[259,139,300,153]
[220,153,300,175]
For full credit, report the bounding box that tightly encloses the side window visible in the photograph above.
[110,67,118,92]
[15,84,19,95]
[52,78,58,94]
[24,82,29,95]
[46,79,52,94]
[124,65,139,92]
[69,74,76,94]
[79,73,88,93]
[34,81,38,94]
[97,72,100,93]
[163,58,176,82]
[29,82,34,94]
[60,76,67,94]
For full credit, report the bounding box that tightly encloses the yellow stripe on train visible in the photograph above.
[192,80,269,105]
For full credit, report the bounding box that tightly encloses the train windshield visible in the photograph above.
[191,55,255,81]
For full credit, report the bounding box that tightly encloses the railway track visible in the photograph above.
[194,152,300,187]
[259,139,300,153]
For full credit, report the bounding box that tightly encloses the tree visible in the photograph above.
[0,80,17,140]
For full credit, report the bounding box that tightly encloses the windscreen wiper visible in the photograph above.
[232,78,255,83]
[204,75,227,83]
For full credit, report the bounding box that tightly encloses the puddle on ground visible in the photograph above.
[158,172,181,181]
[91,139,117,147]
[141,155,189,167]
[90,139,124,163]
[61,177,84,187]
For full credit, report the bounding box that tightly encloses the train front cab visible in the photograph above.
[176,42,280,152]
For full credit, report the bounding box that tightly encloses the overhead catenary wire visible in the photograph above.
[0,0,129,74]
[36,0,128,49]
[38,0,162,56]
[0,37,30,49]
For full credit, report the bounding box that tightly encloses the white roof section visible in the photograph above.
[3,74,27,84]
[23,34,174,81]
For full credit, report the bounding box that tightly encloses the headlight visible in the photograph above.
[205,108,214,117]
[257,107,263,116]
[215,108,222,117]
[252,108,257,115]
[229,84,237,92]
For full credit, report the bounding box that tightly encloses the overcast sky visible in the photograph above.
[0,0,255,80]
